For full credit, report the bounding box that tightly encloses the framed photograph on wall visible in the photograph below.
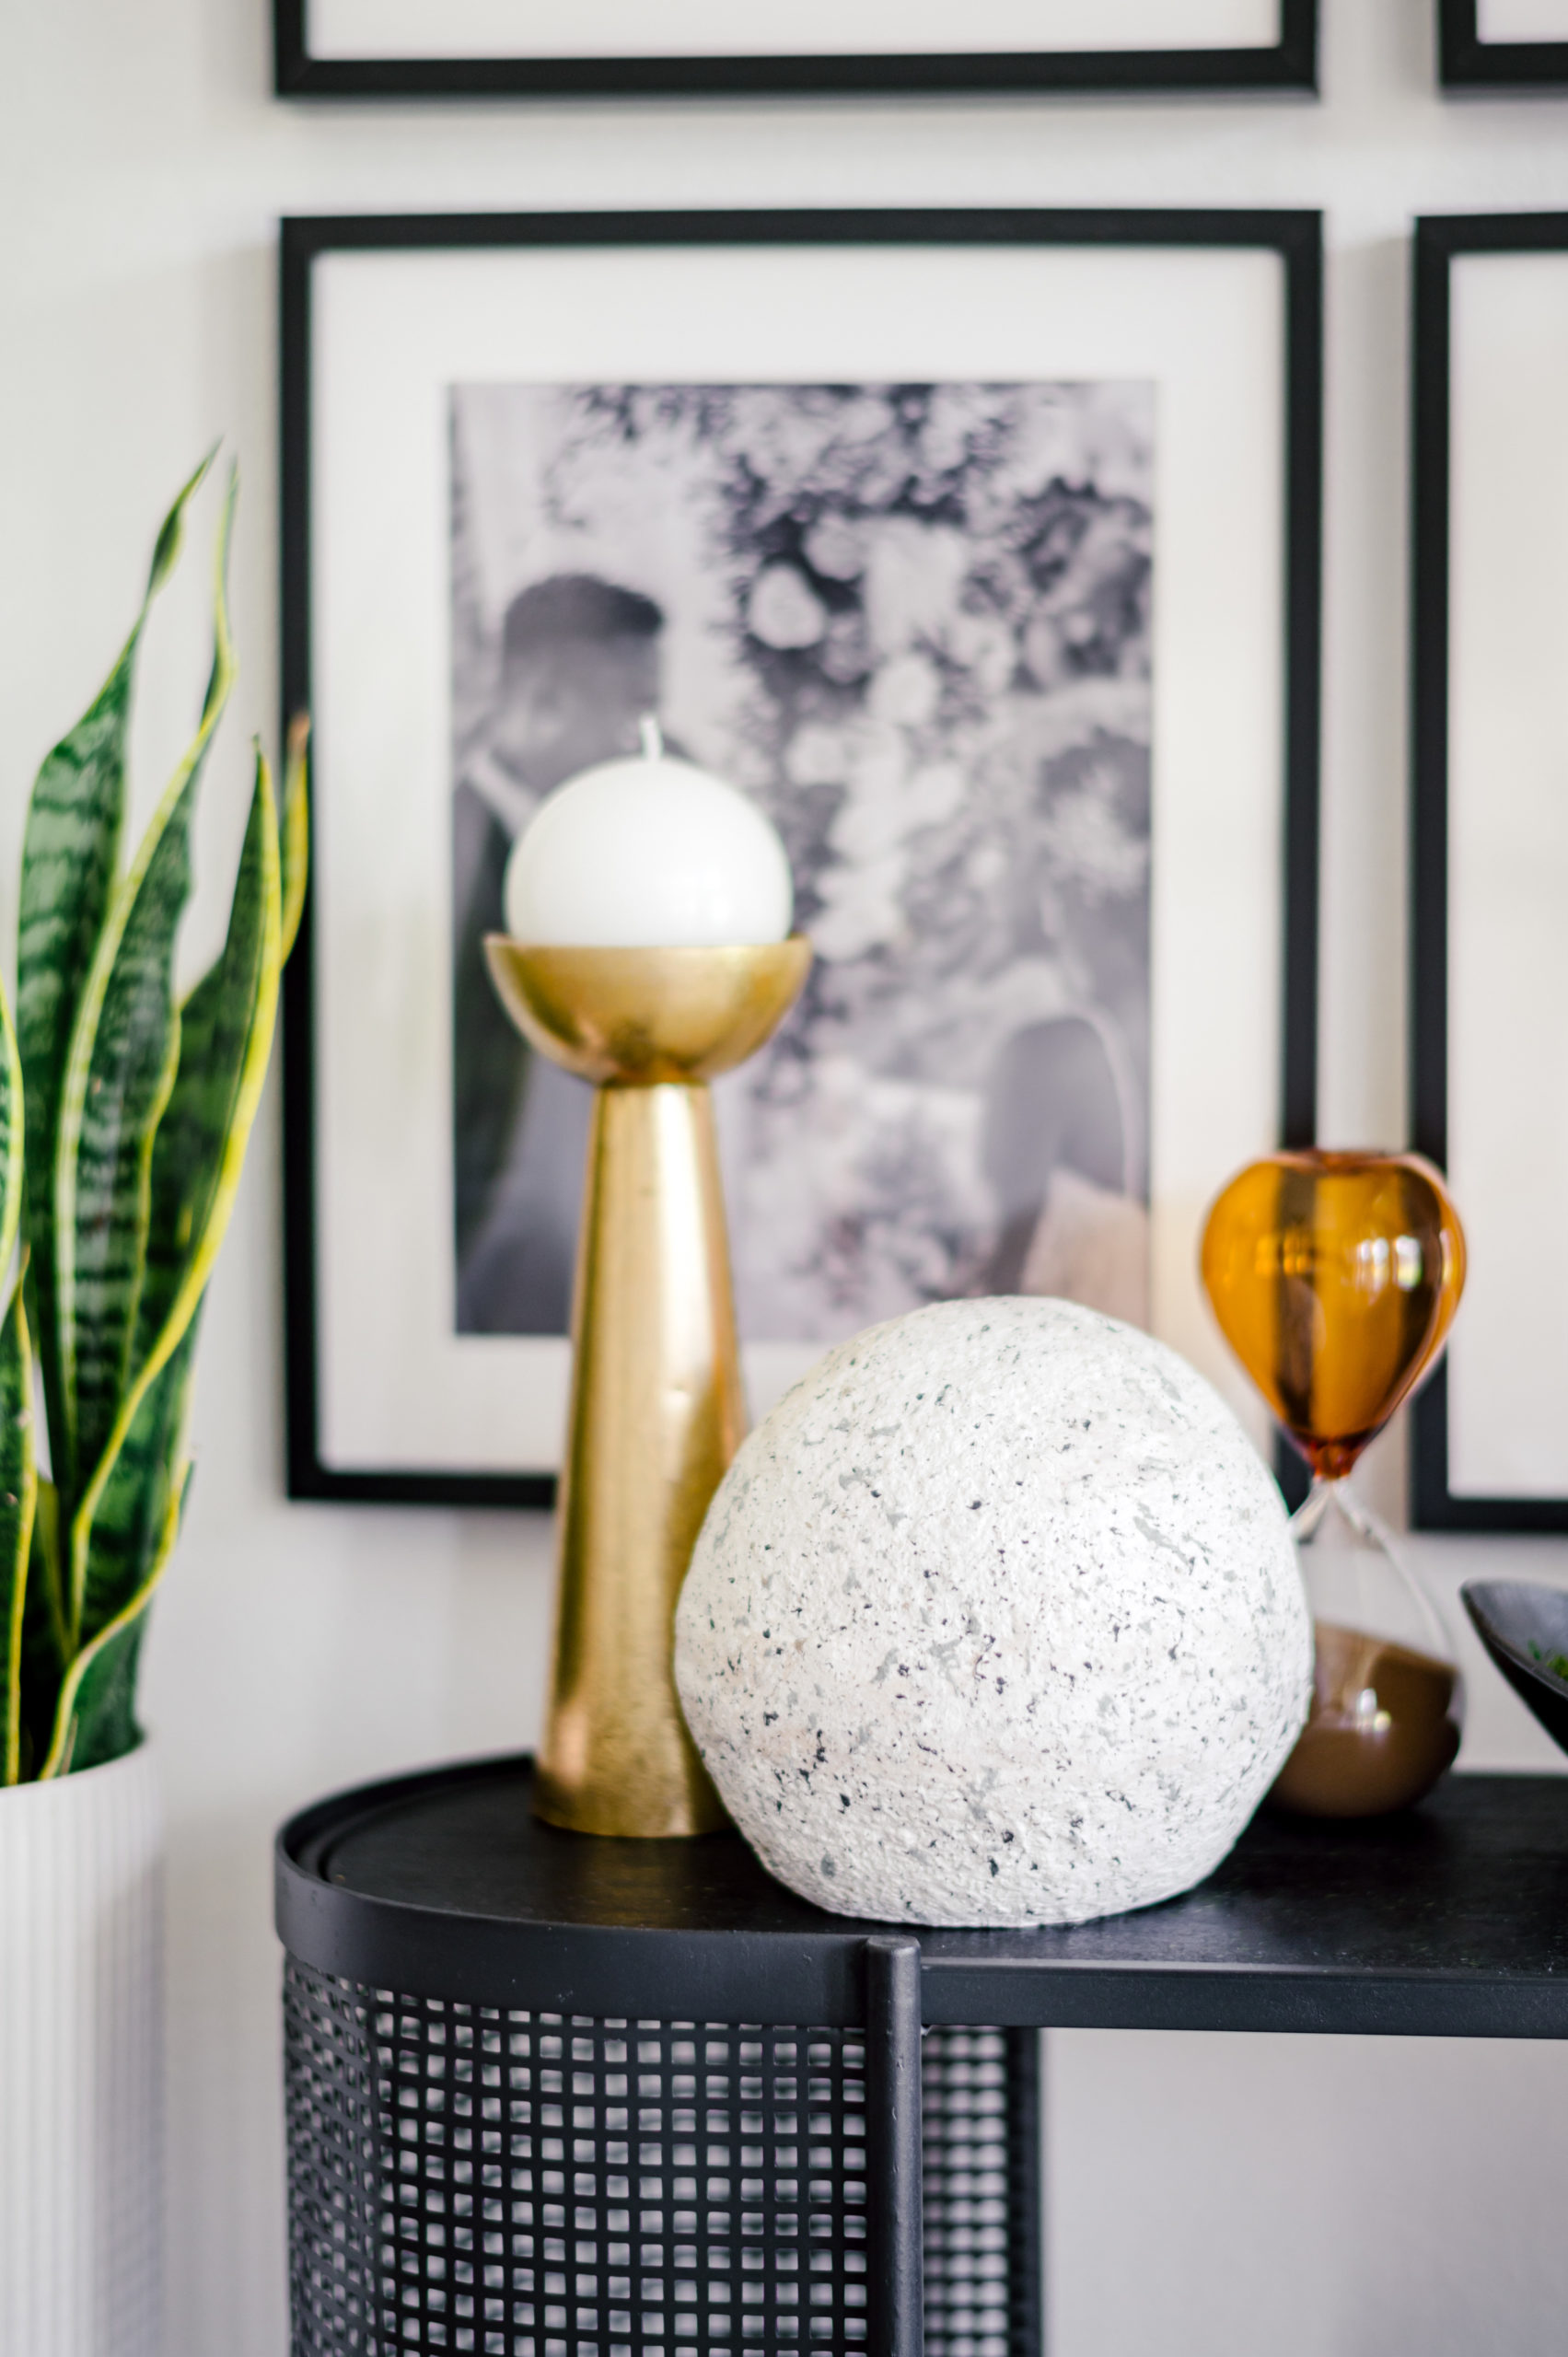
[273,1,1318,99]
[282,207,1322,1505]
[1412,213,1568,1529]
[1439,2,1568,89]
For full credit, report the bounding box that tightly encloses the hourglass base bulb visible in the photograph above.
[1269,1480,1460,1818]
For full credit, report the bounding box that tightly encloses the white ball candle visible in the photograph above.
[504,719,794,948]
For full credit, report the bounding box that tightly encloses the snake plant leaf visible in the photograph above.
[64,805,191,1508]
[133,743,280,1366]
[54,470,237,1550]
[41,1462,187,1780]
[17,450,216,1479]
[0,992,36,1784]
[17,1478,66,1782]
[69,742,284,1651]
[0,1283,39,1786]
[76,1326,196,1658]
[0,981,23,1296]
[280,714,309,965]
[76,749,281,1645]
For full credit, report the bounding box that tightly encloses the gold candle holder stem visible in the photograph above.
[540,1079,743,1837]
[484,936,812,1838]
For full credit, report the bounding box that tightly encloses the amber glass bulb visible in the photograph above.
[1200,1151,1465,1480]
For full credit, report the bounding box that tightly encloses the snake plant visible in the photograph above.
[0,453,307,1782]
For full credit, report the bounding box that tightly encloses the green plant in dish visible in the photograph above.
[1527,1643,1568,1685]
[0,454,307,1782]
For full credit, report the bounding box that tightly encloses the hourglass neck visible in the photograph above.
[1287,1473,1454,1671]
[1289,1471,1372,1544]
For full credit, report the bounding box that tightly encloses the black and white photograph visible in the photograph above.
[284,212,1318,1500]
[449,378,1154,1352]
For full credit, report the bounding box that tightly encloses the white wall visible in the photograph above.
[5,3,1568,2351]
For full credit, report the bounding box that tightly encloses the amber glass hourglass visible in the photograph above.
[1202,1152,1467,1817]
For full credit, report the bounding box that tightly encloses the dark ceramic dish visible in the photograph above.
[1462,1581,1568,1757]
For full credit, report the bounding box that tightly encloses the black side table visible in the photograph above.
[276,1758,1568,2357]
[277,1755,1040,2357]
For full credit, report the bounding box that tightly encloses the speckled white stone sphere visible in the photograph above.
[675,1297,1310,1927]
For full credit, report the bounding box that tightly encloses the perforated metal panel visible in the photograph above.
[284,1960,1039,2357]
[922,2031,1015,2357]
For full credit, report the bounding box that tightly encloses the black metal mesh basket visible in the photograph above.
[285,1968,1037,2357]
[276,1759,1042,2357]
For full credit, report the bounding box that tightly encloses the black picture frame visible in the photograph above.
[281,206,1323,1508]
[273,1,1318,100]
[1438,1,1568,91]
[1411,212,1568,1531]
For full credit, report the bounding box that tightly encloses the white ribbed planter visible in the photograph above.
[0,1742,163,2357]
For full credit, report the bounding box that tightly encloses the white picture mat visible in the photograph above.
[313,239,1285,1474]
[1447,252,1568,1497]
[309,0,1278,63]
[1477,0,1568,41]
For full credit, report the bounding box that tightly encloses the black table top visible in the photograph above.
[275,1755,1568,2039]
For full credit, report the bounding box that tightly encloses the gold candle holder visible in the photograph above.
[484,936,813,1837]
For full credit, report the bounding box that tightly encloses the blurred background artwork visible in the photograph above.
[449,377,1154,1346]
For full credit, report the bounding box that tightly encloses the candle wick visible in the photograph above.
[639,714,664,762]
